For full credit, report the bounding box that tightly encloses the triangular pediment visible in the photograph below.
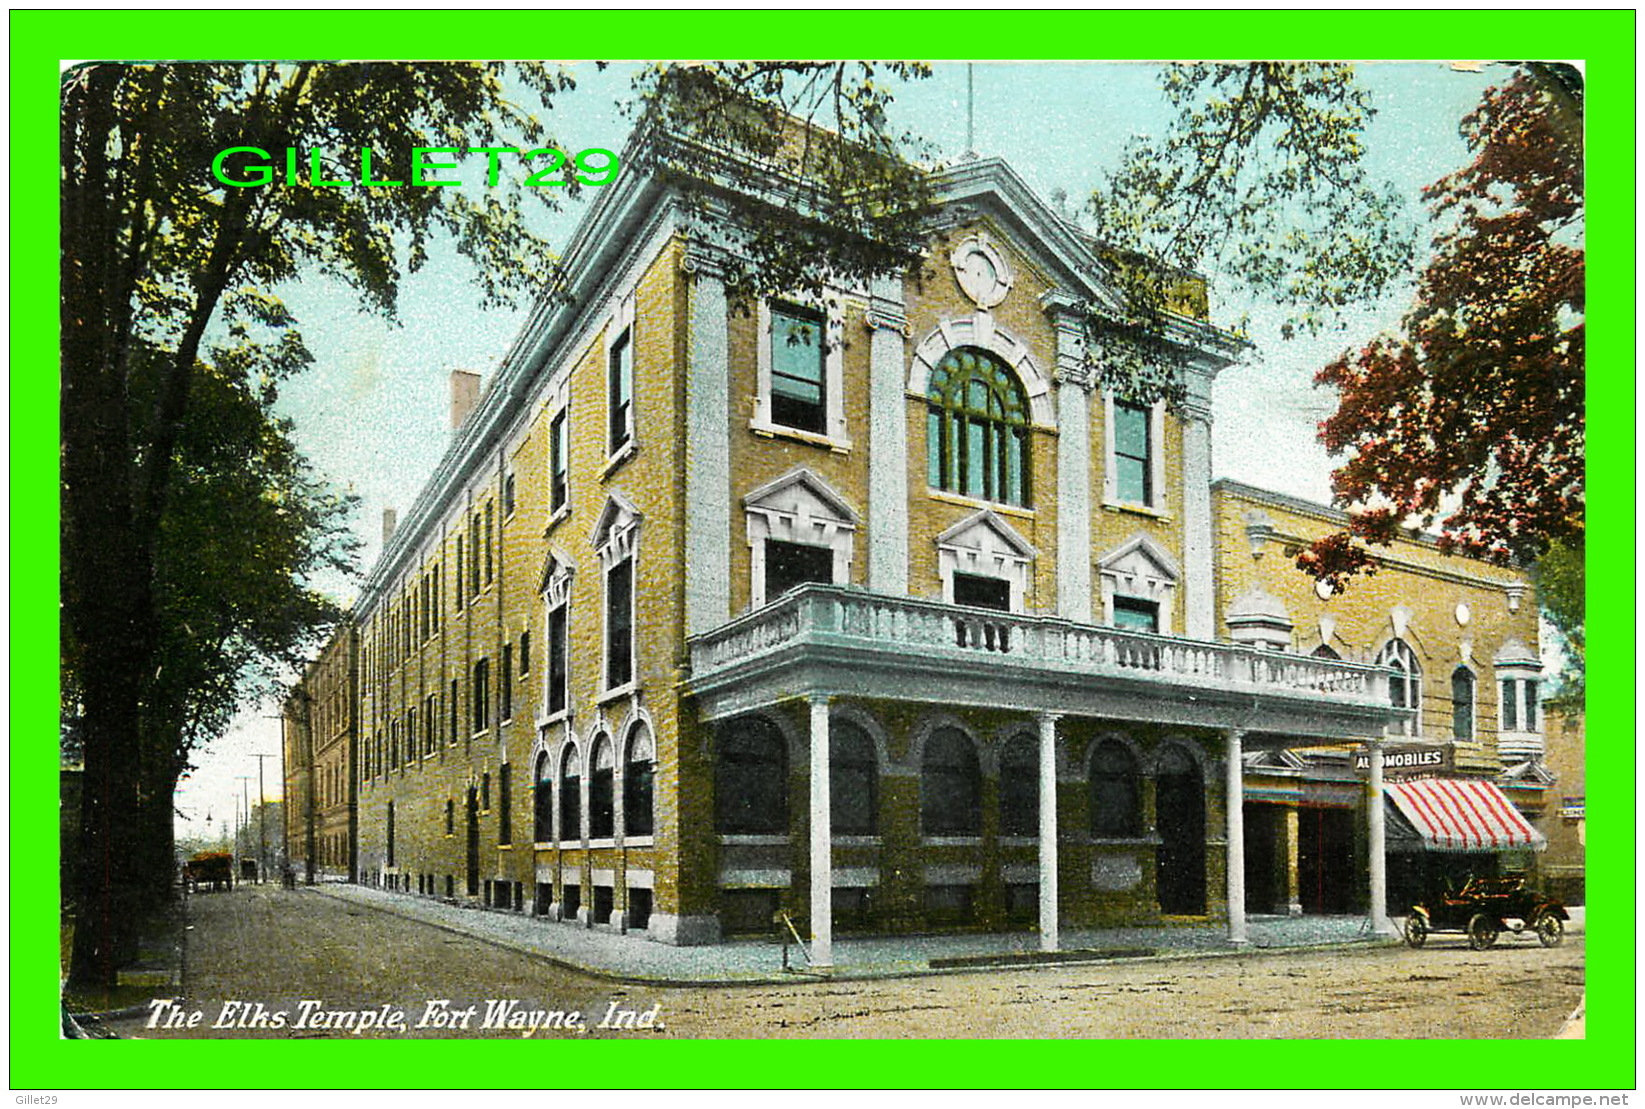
[936,509,1036,560]
[1097,534,1180,582]
[537,547,575,598]
[744,468,858,526]
[592,492,641,550]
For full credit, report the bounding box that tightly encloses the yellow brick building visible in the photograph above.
[283,129,1549,959]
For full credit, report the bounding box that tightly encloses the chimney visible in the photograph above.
[382,508,398,546]
[449,370,481,430]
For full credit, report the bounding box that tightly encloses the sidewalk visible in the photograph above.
[311,882,1406,986]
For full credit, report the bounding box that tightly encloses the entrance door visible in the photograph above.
[465,787,480,896]
[1297,807,1353,913]
[1242,802,1280,914]
[1155,746,1206,914]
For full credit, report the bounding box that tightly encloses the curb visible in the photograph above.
[313,886,1403,988]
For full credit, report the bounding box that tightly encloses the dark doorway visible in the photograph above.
[1155,746,1206,914]
[1243,802,1282,914]
[1297,807,1354,913]
[465,787,480,897]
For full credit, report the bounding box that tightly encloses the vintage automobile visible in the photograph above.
[183,850,234,893]
[1402,875,1568,950]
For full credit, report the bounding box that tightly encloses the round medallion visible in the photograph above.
[950,235,1013,309]
[1314,578,1334,601]
[1455,602,1471,627]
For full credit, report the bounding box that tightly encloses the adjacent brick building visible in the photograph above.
[283,125,1553,960]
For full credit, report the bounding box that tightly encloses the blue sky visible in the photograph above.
[177,60,1507,833]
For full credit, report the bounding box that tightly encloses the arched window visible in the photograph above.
[998,734,1039,838]
[716,716,788,835]
[921,727,982,836]
[830,720,878,836]
[1089,740,1141,838]
[926,349,1031,507]
[589,733,615,839]
[533,753,552,843]
[559,745,582,841]
[1377,638,1423,736]
[624,724,655,838]
[1452,666,1476,741]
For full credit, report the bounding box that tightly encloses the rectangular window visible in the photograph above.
[769,303,826,434]
[498,764,512,845]
[501,644,513,722]
[455,538,465,609]
[503,473,516,517]
[482,772,491,813]
[1114,401,1152,504]
[484,501,494,584]
[473,658,490,733]
[450,678,459,743]
[606,557,633,689]
[953,572,1011,612]
[608,327,633,453]
[548,605,568,715]
[549,409,568,513]
[471,514,481,594]
[1501,679,1518,731]
[1525,680,1539,731]
[519,631,531,676]
[1112,596,1160,633]
[764,540,833,603]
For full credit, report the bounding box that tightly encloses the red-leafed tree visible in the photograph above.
[1301,65,1584,592]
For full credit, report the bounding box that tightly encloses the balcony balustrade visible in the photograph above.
[687,585,1403,740]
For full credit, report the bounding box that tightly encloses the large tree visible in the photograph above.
[1299,66,1584,591]
[60,60,579,987]
[1088,62,1417,404]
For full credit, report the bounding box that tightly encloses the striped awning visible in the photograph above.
[1385,779,1547,853]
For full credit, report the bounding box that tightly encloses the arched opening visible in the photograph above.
[998,733,1038,838]
[830,719,878,836]
[921,726,982,836]
[1154,745,1205,914]
[624,723,655,838]
[559,746,582,842]
[1090,739,1141,838]
[926,348,1031,507]
[715,716,788,835]
[589,733,615,839]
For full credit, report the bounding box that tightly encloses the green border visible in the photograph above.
[12,9,1634,1091]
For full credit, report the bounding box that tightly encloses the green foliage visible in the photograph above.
[1092,63,1416,339]
[60,60,579,984]
[627,62,937,309]
[1532,537,1585,707]
[1302,67,1584,591]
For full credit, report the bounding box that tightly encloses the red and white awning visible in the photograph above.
[1386,778,1547,853]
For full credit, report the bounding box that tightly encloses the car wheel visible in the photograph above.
[1403,914,1428,948]
[1535,912,1565,948]
[1467,913,1499,950]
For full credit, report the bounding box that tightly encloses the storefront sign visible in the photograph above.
[1353,744,1451,779]
[1559,796,1584,819]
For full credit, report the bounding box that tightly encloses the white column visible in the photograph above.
[1225,727,1247,945]
[1037,712,1060,952]
[1055,379,1092,622]
[1182,413,1215,639]
[684,258,730,636]
[866,280,909,594]
[809,696,833,969]
[1367,738,1392,935]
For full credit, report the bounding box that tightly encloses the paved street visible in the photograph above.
[103,884,1584,1039]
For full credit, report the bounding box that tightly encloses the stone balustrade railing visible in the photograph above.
[690,584,1391,703]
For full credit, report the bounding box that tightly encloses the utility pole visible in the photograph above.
[251,752,277,885]
[235,775,254,881]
